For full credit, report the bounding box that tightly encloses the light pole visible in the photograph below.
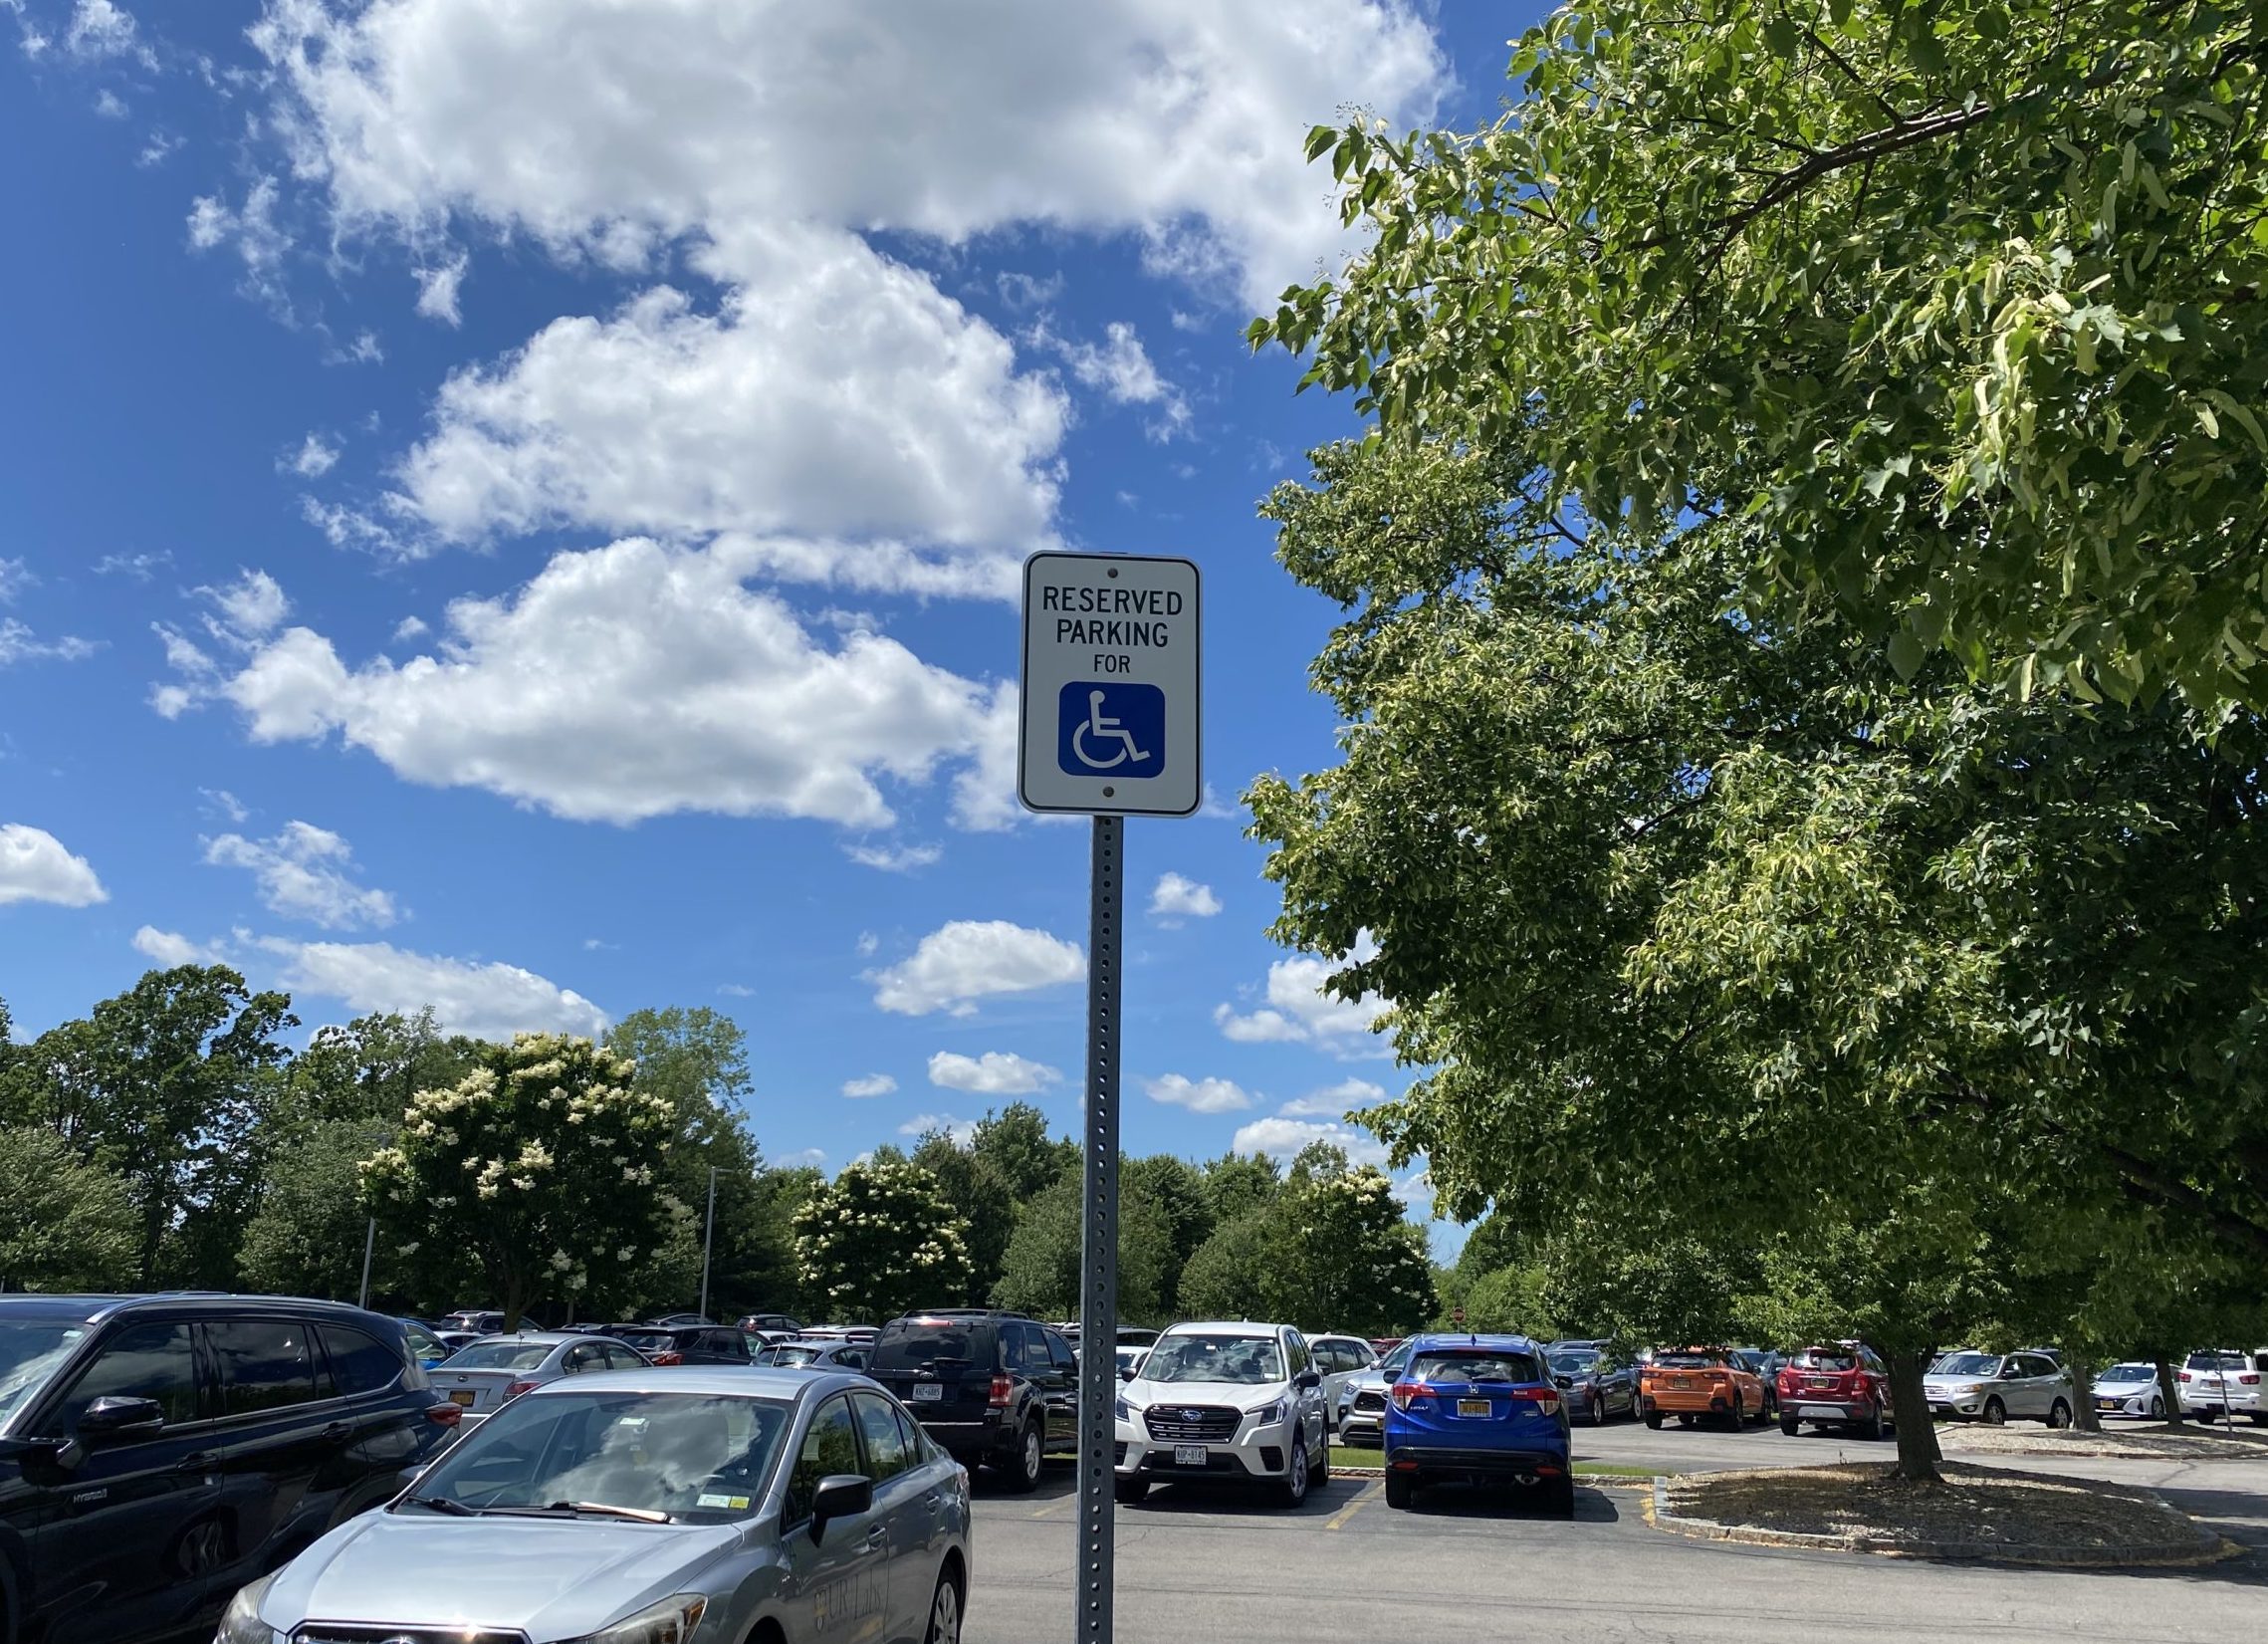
[356,1217,376,1310]
[698,1165,719,1323]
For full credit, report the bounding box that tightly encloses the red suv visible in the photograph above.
[1776,1342,1893,1439]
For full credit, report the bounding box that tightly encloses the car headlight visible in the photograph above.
[1246,1399,1285,1424]
[216,1574,284,1644]
[1114,1397,1134,1423]
[570,1595,709,1644]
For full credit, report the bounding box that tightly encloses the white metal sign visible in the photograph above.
[1020,551,1201,818]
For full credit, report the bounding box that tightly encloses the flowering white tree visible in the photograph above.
[793,1158,973,1323]
[361,1033,682,1326]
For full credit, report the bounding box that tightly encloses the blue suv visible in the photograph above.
[1382,1332,1574,1517]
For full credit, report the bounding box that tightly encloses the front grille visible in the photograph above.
[1144,1405,1240,1443]
[1351,1390,1386,1414]
[298,1628,526,1644]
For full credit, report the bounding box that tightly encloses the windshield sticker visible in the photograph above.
[697,1493,751,1510]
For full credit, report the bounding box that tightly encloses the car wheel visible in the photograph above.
[1545,1474,1576,1520]
[2149,1395,2163,1419]
[1384,1472,1414,1510]
[1005,1420,1043,1493]
[1982,1396,2007,1426]
[1859,1400,1885,1442]
[1644,1408,1664,1430]
[2249,1413,2267,1427]
[1313,1427,1330,1485]
[1275,1432,1310,1507]
[2046,1398,2072,1430]
[1114,1477,1148,1506]
[925,1567,963,1644]
[1590,1391,1607,1427]
[1779,1412,1800,1437]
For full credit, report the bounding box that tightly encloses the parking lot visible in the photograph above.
[967,1425,2268,1644]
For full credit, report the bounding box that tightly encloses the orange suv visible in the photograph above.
[1639,1347,1767,1429]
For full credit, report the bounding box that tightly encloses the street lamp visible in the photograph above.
[698,1165,719,1323]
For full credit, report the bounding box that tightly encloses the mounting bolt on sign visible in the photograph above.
[1019,550,1200,1644]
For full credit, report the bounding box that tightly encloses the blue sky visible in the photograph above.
[0,1,1534,1254]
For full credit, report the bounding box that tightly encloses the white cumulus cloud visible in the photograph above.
[256,934,606,1041]
[153,543,1000,829]
[204,820,396,930]
[1039,320,1189,438]
[1229,1115,1388,1169]
[132,926,225,966]
[0,824,108,907]
[1275,1076,1387,1118]
[869,919,1084,1017]
[1141,1073,1253,1114]
[1215,939,1388,1055]
[1148,871,1221,922]
[845,842,942,873]
[284,432,340,477]
[899,1112,979,1144]
[928,1051,1061,1095]
[841,1073,898,1099]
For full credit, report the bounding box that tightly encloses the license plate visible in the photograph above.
[1458,1398,1492,1417]
[1173,1445,1207,1467]
[448,1390,476,1407]
[913,1384,943,1402]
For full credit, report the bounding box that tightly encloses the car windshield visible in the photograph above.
[617,1333,676,1353]
[1936,1353,2002,1376]
[0,1321,87,1429]
[445,1340,558,1371]
[872,1322,979,1371]
[2102,1363,2156,1381]
[406,1391,792,1524]
[1793,1349,1859,1371]
[1377,1340,1414,1375]
[1412,1350,1542,1383]
[1143,1334,1285,1384]
[1549,1351,1602,1373]
[2186,1352,2249,1371]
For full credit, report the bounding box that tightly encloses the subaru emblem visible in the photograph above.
[1182,1409,1202,1421]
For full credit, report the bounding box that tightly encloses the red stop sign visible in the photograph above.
[1451,1306,1466,1324]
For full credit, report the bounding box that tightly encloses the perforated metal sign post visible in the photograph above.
[1020,551,1201,1644]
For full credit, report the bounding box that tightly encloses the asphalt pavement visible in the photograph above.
[965,1421,2268,1644]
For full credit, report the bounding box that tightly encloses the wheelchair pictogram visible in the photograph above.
[1058,682,1164,779]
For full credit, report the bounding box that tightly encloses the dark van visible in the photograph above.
[0,1292,460,1644]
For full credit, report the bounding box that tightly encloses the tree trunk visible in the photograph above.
[2155,1357,2184,1426]
[2066,1348,2101,1433]
[1887,1348,1944,1483]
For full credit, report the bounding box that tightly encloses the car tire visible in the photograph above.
[1384,1472,1414,1511]
[1859,1400,1885,1442]
[2249,1413,2267,1427]
[924,1565,963,1644]
[2045,1398,2072,1430]
[1726,1393,1743,1431]
[1779,1412,1800,1437]
[1004,1419,1043,1493]
[1313,1429,1330,1485]
[1590,1391,1607,1427]
[1545,1475,1576,1520]
[2150,1396,2164,1419]
[1982,1396,2007,1426]
[1644,1408,1664,1430]
[1114,1477,1148,1506]
[1275,1431,1311,1507]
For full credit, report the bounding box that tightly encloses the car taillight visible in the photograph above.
[2179,1371,2192,1382]
[424,1403,463,1427]
[1390,1382,1432,1410]
[2241,1374,2261,1386]
[651,1351,683,1366]
[1510,1386,1562,1416]
[1705,1371,1729,1384]
[990,1374,1014,1408]
[505,1379,540,1400]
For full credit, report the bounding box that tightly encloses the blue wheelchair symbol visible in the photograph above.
[1058,682,1165,778]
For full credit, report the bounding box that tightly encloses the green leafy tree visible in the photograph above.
[287,1011,478,1130]
[0,965,297,1287]
[1257,0,2268,709]
[910,1129,1019,1306]
[0,1126,137,1292]
[361,1034,680,1328]
[237,1117,390,1301]
[1274,1165,1438,1336]
[990,1170,1176,1325]
[1176,1211,1277,1322]
[749,1165,826,1317]
[1123,1154,1215,1310]
[793,1159,974,1323]
[1201,1152,1281,1226]
[971,1102,1078,1202]
[1244,432,2268,1478]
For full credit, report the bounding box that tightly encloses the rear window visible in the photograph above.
[446,1341,556,1371]
[1792,1349,1859,1371]
[1654,1352,1721,1369]
[1409,1350,1542,1384]
[2186,1352,2249,1372]
[873,1321,987,1371]
[322,1325,405,1396]
[1549,1351,1601,1373]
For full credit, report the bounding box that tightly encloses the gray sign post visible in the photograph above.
[1020,551,1200,1644]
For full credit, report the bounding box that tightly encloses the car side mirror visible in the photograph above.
[78,1396,166,1439]
[1295,1371,1321,1390]
[810,1475,873,1540]
[1118,1365,1137,1383]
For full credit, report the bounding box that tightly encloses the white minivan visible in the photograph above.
[1113,1320,1329,1506]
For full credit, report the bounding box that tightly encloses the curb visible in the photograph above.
[1647,1474,2239,1567]
[1326,1465,1653,1488]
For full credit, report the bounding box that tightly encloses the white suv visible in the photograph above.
[1114,1321,1328,1506]
[2180,1349,2265,1422]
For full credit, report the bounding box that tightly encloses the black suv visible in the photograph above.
[0,1292,457,1644]
[865,1308,1077,1491]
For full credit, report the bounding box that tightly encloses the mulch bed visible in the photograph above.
[1939,1422,2268,1462]
[1667,1463,2205,1554]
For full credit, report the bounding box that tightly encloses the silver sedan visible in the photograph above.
[428,1330,649,1429]
[216,1367,974,1644]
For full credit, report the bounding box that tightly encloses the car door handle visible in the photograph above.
[175,1451,218,1473]
[321,1422,352,1442]
[923,1492,942,1511]
[864,1525,889,1550]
